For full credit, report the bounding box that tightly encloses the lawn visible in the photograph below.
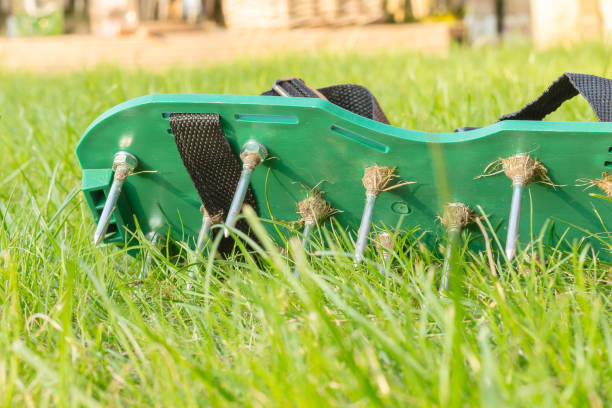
[0,42,611,407]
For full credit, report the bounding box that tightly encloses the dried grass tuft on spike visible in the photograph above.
[210,212,224,225]
[501,154,537,185]
[362,165,415,196]
[440,203,498,277]
[376,232,394,254]
[201,205,224,225]
[241,153,264,170]
[592,172,612,196]
[476,153,556,187]
[114,165,132,181]
[578,172,612,197]
[441,203,474,230]
[297,190,338,225]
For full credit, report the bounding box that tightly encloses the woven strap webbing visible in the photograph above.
[169,113,256,253]
[263,77,390,124]
[500,72,612,122]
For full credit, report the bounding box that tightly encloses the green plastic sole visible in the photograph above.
[76,94,612,256]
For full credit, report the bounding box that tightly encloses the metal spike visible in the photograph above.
[224,166,252,237]
[140,232,165,281]
[187,254,198,291]
[293,221,313,277]
[439,203,472,292]
[93,151,138,246]
[196,206,212,251]
[354,193,376,264]
[224,140,267,237]
[440,227,461,292]
[505,183,523,260]
[495,153,542,261]
[377,232,393,266]
[354,165,411,264]
[301,222,313,249]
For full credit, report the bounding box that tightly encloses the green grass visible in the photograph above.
[1,42,612,407]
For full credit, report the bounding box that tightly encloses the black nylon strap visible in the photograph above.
[500,72,612,122]
[169,113,256,253]
[318,84,390,124]
[269,78,322,98]
[263,79,390,124]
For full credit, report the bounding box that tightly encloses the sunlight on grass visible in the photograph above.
[0,42,610,407]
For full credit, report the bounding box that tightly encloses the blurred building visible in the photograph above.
[465,0,612,47]
[1,0,612,49]
[1,0,221,36]
[223,0,386,30]
[2,0,465,36]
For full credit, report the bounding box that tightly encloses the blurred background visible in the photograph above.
[0,0,610,70]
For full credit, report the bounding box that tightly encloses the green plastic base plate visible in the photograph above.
[76,94,612,256]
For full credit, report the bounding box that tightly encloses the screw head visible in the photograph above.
[113,151,138,171]
[240,140,268,162]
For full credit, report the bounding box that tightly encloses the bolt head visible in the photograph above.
[113,151,138,171]
[240,140,268,162]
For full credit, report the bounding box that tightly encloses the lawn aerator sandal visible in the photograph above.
[76,73,612,266]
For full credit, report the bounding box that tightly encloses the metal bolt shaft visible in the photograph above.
[355,193,377,264]
[440,227,461,292]
[301,221,313,249]
[196,210,212,251]
[380,233,393,262]
[293,221,313,277]
[377,232,394,274]
[93,151,138,246]
[140,232,165,281]
[224,140,267,238]
[505,183,524,260]
[224,165,253,237]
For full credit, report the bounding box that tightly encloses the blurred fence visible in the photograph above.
[0,0,224,36]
